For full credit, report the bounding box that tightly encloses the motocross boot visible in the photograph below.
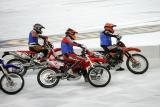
[116,67,125,71]
[82,70,88,82]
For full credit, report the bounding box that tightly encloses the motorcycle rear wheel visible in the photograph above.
[37,67,60,88]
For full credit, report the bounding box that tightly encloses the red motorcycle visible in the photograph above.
[37,46,111,87]
[95,35,149,74]
[4,41,62,76]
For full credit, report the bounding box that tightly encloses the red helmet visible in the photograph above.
[104,23,116,33]
[65,28,78,40]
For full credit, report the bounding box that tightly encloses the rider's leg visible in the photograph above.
[29,46,40,63]
[63,54,79,75]
[112,47,123,60]
[63,53,86,78]
[101,45,110,54]
[111,47,125,71]
[82,69,88,82]
[67,53,86,73]
[70,55,88,82]
[29,45,48,63]
[101,45,111,59]
[39,48,48,61]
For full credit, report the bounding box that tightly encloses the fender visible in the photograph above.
[2,51,10,58]
[121,47,141,53]
[17,50,36,55]
[2,51,22,58]
[89,57,107,63]
[2,51,31,62]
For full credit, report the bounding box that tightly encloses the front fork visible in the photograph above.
[125,52,138,63]
[86,56,94,68]
[0,65,13,84]
[85,55,95,72]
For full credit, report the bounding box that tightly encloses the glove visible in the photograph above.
[79,44,86,49]
[116,35,121,40]
[48,41,53,47]
[77,44,83,47]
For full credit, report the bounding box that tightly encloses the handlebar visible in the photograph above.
[80,46,94,57]
[43,41,53,49]
[81,47,87,56]
[115,35,122,40]
[114,35,122,44]
[118,35,122,40]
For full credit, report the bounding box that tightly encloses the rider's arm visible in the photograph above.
[54,48,61,52]
[73,42,82,47]
[104,31,117,37]
[63,37,81,47]
[31,30,48,41]
[39,35,48,41]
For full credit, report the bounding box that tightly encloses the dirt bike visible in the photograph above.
[5,41,62,76]
[37,46,111,87]
[0,59,24,95]
[95,35,149,74]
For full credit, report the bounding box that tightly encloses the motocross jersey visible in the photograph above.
[28,30,38,45]
[100,31,112,46]
[61,36,78,55]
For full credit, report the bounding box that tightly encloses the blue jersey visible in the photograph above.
[28,31,38,45]
[61,37,74,54]
[100,31,112,46]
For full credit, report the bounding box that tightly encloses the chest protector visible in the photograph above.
[61,37,74,54]
[28,31,38,45]
[100,32,112,46]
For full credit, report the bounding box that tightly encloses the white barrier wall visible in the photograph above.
[1,45,160,68]
[137,45,160,58]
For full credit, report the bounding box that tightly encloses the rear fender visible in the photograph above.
[89,57,106,63]
[2,52,10,58]
[2,51,22,59]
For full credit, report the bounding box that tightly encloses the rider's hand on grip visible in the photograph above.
[47,41,53,47]
[115,34,121,40]
[77,44,85,49]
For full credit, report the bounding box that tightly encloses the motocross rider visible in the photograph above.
[28,23,49,63]
[99,23,124,71]
[61,28,88,82]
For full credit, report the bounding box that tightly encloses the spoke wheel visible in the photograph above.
[37,67,60,88]
[0,73,24,95]
[88,66,111,87]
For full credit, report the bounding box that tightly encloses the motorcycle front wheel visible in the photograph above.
[126,54,149,74]
[0,73,24,95]
[88,65,111,87]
